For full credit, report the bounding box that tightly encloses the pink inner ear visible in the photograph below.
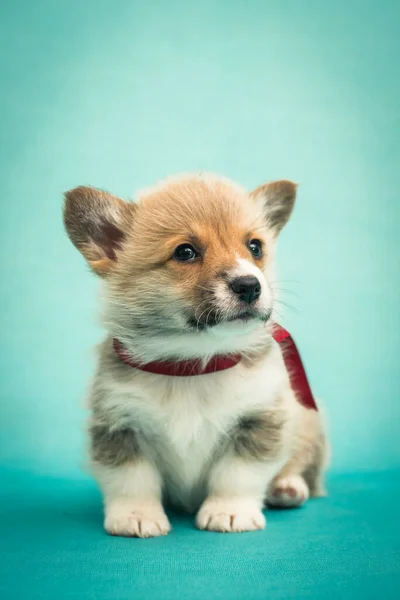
[95,220,125,260]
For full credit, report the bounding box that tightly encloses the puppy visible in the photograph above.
[64,173,327,537]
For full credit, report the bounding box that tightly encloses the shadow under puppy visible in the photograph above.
[64,173,327,537]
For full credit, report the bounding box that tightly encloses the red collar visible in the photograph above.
[113,338,241,377]
[113,323,317,410]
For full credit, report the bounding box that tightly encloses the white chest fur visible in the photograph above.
[95,342,286,511]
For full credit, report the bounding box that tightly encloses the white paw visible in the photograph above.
[196,497,266,533]
[267,474,309,508]
[104,501,171,538]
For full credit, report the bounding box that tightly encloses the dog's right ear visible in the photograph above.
[63,186,136,276]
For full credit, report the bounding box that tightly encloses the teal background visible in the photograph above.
[1,1,399,599]
[1,0,399,476]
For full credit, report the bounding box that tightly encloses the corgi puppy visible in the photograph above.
[64,173,327,537]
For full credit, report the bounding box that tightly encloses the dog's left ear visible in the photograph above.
[250,180,297,236]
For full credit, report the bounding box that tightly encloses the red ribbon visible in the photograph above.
[113,324,318,411]
[273,323,318,411]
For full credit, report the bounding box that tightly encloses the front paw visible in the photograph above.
[196,497,266,533]
[105,500,171,538]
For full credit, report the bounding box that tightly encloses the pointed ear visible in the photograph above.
[250,180,298,236]
[63,186,136,276]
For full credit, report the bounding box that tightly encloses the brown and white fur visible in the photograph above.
[64,173,327,537]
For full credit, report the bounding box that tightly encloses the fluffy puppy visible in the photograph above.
[64,173,327,537]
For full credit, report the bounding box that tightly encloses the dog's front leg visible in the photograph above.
[196,408,288,533]
[91,425,171,538]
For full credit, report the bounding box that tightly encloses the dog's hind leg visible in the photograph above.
[266,406,328,508]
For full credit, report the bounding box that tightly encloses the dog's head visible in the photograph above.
[64,173,296,360]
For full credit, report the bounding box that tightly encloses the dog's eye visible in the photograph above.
[248,239,263,259]
[173,244,200,262]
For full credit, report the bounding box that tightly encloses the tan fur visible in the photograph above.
[269,405,328,498]
[109,175,271,327]
[63,172,328,537]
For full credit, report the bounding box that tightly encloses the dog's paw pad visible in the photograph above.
[267,475,309,508]
[196,498,266,533]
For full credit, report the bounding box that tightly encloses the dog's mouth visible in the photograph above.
[186,307,271,331]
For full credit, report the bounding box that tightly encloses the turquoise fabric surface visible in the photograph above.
[1,469,399,599]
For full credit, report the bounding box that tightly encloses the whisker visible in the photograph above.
[270,286,300,298]
[205,307,214,329]
[270,279,304,286]
[196,284,215,293]
[274,299,300,315]
[271,307,287,324]
[196,305,210,332]
[194,299,209,318]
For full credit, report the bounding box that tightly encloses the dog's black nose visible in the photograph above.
[230,276,261,304]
